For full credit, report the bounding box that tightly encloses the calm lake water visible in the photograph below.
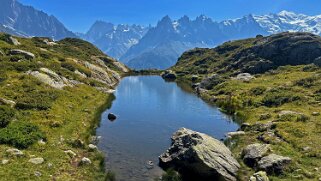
[96,76,238,181]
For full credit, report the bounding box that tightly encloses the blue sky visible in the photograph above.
[19,0,321,33]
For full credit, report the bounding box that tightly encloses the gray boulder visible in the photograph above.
[258,154,291,175]
[0,98,16,108]
[161,70,177,80]
[226,131,246,138]
[199,74,223,90]
[242,144,270,167]
[250,171,269,181]
[159,128,240,181]
[28,157,44,165]
[6,148,24,157]
[9,37,21,46]
[80,157,92,165]
[9,49,35,59]
[235,73,254,82]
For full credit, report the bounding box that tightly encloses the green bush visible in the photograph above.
[295,77,318,88]
[16,90,58,110]
[0,71,7,83]
[0,105,15,128]
[249,86,266,95]
[262,89,300,107]
[0,121,45,149]
[61,62,76,72]
[161,169,182,181]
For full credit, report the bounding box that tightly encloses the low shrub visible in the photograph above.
[16,90,59,110]
[249,86,266,96]
[0,121,45,149]
[262,88,300,107]
[161,168,182,181]
[217,95,243,114]
[295,76,318,88]
[0,105,15,128]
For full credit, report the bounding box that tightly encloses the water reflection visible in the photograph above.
[97,76,239,181]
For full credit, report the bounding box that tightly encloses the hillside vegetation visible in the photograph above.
[170,32,321,180]
[0,33,128,180]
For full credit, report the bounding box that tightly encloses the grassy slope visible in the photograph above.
[171,33,321,180]
[0,33,124,180]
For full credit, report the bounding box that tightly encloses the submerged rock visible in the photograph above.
[159,128,240,181]
[108,113,117,121]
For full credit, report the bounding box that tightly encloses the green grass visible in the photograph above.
[0,33,125,180]
[174,65,321,180]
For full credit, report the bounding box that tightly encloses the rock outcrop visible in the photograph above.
[28,68,71,89]
[161,70,177,80]
[28,157,44,165]
[199,74,223,90]
[9,49,35,59]
[250,171,269,181]
[242,144,270,167]
[159,128,240,181]
[235,73,255,82]
[257,154,291,175]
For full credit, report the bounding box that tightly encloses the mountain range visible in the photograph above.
[0,0,76,40]
[1,0,321,70]
[82,11,321,70]
[77,21,148,60]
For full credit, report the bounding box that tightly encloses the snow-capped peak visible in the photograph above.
[253,11,321,35]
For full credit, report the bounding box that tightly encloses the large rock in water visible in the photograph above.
[159,128,240,181]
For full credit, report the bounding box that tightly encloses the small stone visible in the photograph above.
[312,112,320,116]
[250,171,269,181]
[38,139,46,145]
[90,136,101,144]
[28,157,44,165]
[80,157,92,165]
[314,167,319,172]
[239,123,251,131]
[47,163,53,168]
[64,150,77,157]
[2,159,9,165]
[302,146,311,151]
[226,131,246,138]
[146,160,154,169]
[88,144,97,151]
[108,113,117,121]
[6,148,24,157]
[34,171,42,177]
